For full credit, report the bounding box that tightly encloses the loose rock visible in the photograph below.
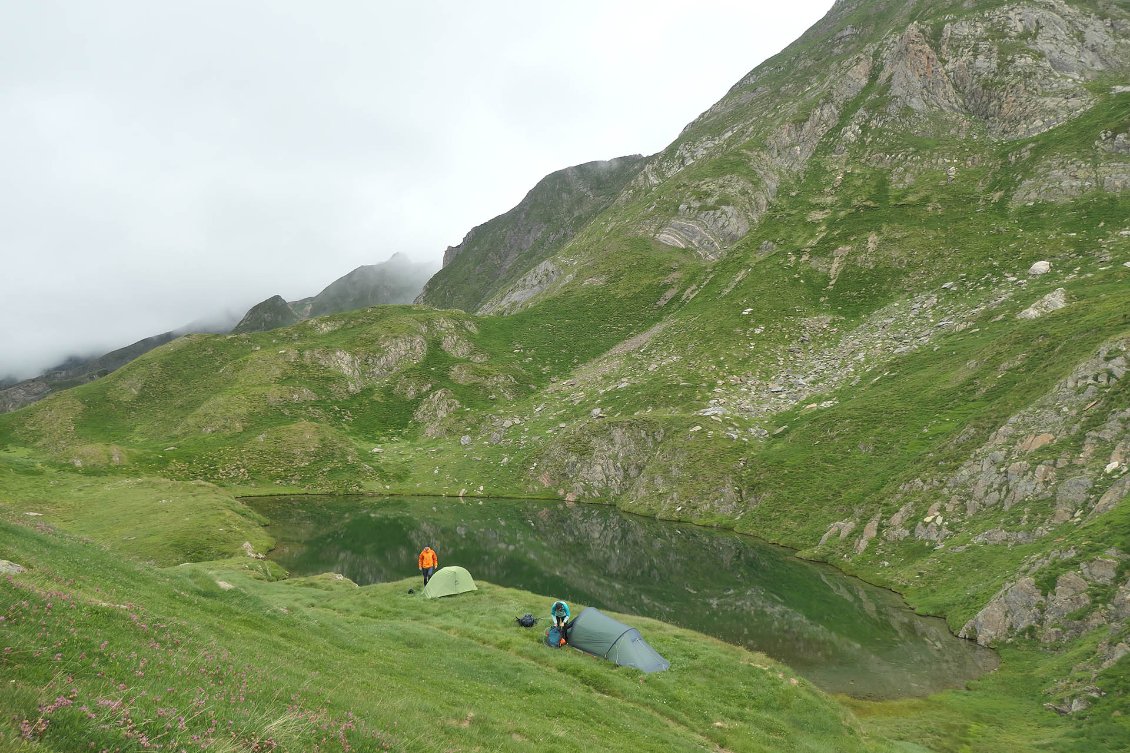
[0,560,26,575]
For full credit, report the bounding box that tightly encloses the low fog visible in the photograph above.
[0,1,832,381]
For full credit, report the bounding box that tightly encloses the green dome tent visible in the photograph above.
[566,608,669,673]
[420,566,478,599]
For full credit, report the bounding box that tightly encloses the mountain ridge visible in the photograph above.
[3,254,438,413]
[416,155,646,313]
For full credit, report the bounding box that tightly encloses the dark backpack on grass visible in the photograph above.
[545,625,566,647]
[515,613,538,628]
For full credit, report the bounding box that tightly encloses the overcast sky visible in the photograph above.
[0,1,833,381]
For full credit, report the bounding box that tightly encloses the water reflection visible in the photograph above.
[248,495,997,698]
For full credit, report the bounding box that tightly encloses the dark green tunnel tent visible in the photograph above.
[567,608,669,673]
[421,566,477,598]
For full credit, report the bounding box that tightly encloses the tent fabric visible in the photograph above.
[420,566,477,598]
[566,608,670,673]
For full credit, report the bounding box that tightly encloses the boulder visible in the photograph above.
[0,560,26,575]
[854,513,881,554]
[960,577,1043,645]
[1028,260,1052,275]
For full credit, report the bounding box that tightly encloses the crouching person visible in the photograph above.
[545,600,571,647]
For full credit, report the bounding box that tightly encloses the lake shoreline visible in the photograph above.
[244,492,1000,700]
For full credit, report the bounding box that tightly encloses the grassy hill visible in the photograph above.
[1,507,891,753]
[2,0,1129,749]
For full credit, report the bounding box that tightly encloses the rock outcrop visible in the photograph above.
[1017,288,1069,319]
[961,559,1129,649]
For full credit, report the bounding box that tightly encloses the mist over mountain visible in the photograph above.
[233,253,438,334]
[1,254,436,412]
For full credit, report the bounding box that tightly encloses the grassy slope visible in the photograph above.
[0,511,886,753]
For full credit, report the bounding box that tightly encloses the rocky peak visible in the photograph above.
[232,295,300,334]
[416,155,645,313]
[307,256,436,318]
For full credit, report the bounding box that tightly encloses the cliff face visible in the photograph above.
[605,0,1130,263]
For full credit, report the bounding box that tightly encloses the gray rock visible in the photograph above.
[973,528,1037,545]
[1017,288,1068,320]
[479,260,566,315]
[1028,260,1052,276]
[1091,474,1130,519]
[1081,558,1119,585]
[536,422,665,498]
[0,560,26,575]
[1111,578,1130,621]
[960,576,1043,645]
[881,23,963,114]
[819,519,856,547]
[1044,571,1090,624]
[1011,157,1130,205]
[413,389,462,439]
[854,513,882,554]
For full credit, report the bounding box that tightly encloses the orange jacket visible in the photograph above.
[418,548,438,569]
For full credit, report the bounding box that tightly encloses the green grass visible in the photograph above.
[0,511,889,752]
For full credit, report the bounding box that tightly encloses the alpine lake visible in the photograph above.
[246,495,998,699]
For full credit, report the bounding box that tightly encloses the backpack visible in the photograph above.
[545,625,566,647]
[515,613,538,628]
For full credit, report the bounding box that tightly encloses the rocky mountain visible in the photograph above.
[416,155,645,313]
[231,295,301,334]
[2,1,1129,748]
[234,253,437,334]
[0,330,185,413]
[304,253,436,318]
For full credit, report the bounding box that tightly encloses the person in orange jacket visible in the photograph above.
[418,545,438,586]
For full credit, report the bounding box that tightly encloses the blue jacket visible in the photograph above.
[550,600,570,621]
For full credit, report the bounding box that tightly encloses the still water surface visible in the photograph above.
[248,495,997,699]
